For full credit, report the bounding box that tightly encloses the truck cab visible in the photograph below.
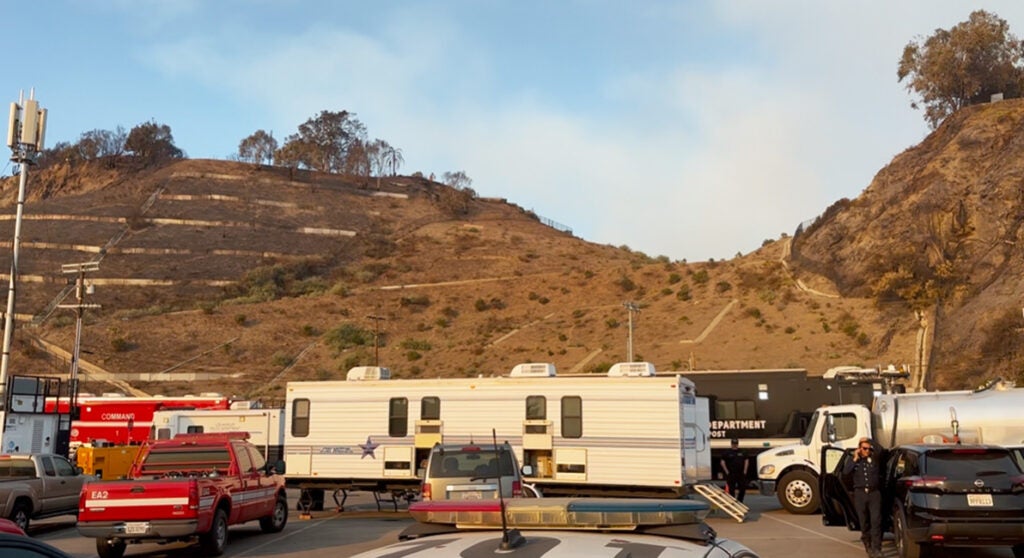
[755,404,872,513]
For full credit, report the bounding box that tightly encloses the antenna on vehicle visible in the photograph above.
[949,407,960,445]
[494,428,523,550]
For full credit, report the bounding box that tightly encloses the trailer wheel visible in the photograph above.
[199,507,229,556]
[96,538,126,558]
[777,470,819,514]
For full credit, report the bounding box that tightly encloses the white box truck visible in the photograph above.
[756,379,1024,514]
[283,362,712,509]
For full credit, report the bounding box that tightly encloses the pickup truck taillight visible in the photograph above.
[188,479,199,511]
[904,476,947,489]
[422,482,432,500]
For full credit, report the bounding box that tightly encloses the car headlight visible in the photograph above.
[759,464,775,476]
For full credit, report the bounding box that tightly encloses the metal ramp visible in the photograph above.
[692,483,749,523]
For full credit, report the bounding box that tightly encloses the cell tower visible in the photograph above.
[1,90,47,397]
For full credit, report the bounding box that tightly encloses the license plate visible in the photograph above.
[124,522,150,535]
[459,491,483,500]
[967,494,993,507]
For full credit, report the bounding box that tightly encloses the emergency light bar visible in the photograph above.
[408,497,709,531]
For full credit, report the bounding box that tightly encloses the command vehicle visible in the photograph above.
[284,363,711,509]
[0,453,85,531]
[352,497,759,557]
[77,432,287,558]
[48,394,234,447]
[757,378,1024,514]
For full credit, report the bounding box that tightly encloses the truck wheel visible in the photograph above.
[894,504,929,558]
[9,500,30,532]
[96,538,126,558]
[200,508,229,556]
[260,495,288,533]
[777,470,819,514]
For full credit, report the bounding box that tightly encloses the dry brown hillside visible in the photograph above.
[3,99,1024,399]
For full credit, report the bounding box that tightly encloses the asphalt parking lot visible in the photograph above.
[30,491,1015,558]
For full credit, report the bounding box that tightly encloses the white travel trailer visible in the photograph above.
[150,407,285,464]
[284,363,711,507]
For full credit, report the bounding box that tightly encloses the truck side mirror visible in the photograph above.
[824,412,837,444]
[268,460,286,475]
[521,465,534,477]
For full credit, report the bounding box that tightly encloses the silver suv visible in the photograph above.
[421,442,533,501]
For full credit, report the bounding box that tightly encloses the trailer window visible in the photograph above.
[156,427,171,440]
[187,426,204,434]
[421,397,440,420]
[526,396,546,419]
[389,397,409,437]
[561,396,583,438]
[292,398,310,438]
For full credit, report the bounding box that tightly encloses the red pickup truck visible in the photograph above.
[77,432,287,558]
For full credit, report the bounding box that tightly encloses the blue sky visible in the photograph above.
[5,1,1024,261]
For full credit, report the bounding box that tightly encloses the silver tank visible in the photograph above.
[872,380,1024,449]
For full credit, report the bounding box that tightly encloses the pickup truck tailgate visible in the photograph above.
[80,479,197,522]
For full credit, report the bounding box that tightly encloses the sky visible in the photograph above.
[4,1,1024,262]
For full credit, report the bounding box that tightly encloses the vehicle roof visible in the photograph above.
[0,532,73,557]
[351,529,752,558]
[431,442,512,450]
[893,443,1010,453]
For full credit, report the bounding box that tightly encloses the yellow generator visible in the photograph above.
[76,444,143,480]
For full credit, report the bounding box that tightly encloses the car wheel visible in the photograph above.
[894,504,928,558]
[777,470,819,514]
[96,538,127,558]
[200,508,229,556]
[260,495,288,533]
[8,500,30,532]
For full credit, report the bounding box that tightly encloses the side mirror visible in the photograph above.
[74,466,84,476]
[521,465,534,477]
[824,412,837,444]
[268,460,286,475]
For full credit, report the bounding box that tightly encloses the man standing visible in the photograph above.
[843,437,883,558]
[720,438,749,502]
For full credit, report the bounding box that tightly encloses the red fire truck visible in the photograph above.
[45,394,233,446]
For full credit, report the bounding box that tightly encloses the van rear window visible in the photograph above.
[429,450,515,479]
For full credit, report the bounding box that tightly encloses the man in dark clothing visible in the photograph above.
[719,438,749,502]
[843,437,883,558]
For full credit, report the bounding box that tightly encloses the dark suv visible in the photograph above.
[821,444,1024,558]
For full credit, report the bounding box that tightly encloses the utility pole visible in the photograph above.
[367,314,385,366]
[622,301,640,362]
[0,90,47,407]
[58,262,101,397]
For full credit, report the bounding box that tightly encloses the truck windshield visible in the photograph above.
[800,411,820,446]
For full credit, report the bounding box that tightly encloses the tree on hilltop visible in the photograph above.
[125,121,184,164]
[898,10,1024,128]
[274,110,367,173]
[238,130,278,169]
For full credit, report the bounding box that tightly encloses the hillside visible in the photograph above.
[4,98,1024,399]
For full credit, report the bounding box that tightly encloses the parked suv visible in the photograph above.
[821,443,1024,558]
[421,442,535,501]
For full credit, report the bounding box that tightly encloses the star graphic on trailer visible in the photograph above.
[359,436,379,459]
